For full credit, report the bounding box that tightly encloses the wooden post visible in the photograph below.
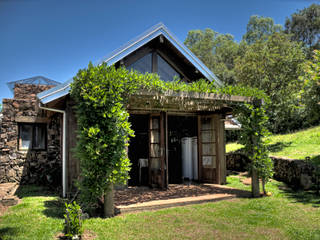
[214,115,221,185]
[104,183,114,218]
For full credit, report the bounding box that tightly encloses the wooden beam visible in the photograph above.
[132,90,252,103]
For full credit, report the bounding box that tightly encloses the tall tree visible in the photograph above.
[235,32,306,133]
[301,50,320,126]
[184,29,239,85]
[243,15,282,44]
[285,4,320,52]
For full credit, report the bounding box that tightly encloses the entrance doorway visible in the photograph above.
[128,114,149,186]
[167,115,198,184]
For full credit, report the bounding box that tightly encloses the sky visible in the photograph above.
[0,0,317,100]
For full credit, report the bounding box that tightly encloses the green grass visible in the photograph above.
[226,125,320,160]
[1,180,320,240]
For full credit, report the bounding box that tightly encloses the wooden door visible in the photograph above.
[198,115,218,183]
[149,113,166,188]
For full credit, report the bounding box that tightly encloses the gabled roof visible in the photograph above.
[7,76,60,93]
[38,23,223,104]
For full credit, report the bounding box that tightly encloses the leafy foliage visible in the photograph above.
[184,29,240,85]
[235,32,306,133]
[285,3,320,53]
[243,15,282,44]
[236,103,273,187]
[70,64,140,206]
[300,50,320,127]
[64,201,83,238]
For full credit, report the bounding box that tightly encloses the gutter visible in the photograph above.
[39,103,67,198]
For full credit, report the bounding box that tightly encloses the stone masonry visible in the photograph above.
[0,84,62,185]
[226,152,318,190]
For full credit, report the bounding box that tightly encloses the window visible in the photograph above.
[157,54,180,82]
[127,53,152,74]
[19,123,46,150]
[127,52,181,82]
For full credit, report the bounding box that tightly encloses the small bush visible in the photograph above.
[64,201,83,239]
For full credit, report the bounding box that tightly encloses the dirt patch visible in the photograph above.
[241,178,252,185]
[255,227,286,240]
[0,204,10,216]
[55,229,96,240]
[114,183,251,206]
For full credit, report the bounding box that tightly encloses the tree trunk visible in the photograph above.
[251,168,260,198]
[262,178,266,194]
[104,183,114,218]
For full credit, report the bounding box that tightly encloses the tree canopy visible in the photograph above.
[285,4,320,52]
[235,32,306,133]
[243,15,282,44]
[300,50,320,126]
[184,29,239,85]
[184,9,318,133]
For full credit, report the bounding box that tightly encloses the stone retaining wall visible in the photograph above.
[272,156,317,190]
[226,152,318,189]
[0,84,62,186]
[226,153,250,172]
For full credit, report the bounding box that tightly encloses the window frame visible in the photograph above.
[126,50,184,82]
[18,123,47,151]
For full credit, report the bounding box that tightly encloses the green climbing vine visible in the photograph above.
[235,102,273,195]
[70,62,272,210]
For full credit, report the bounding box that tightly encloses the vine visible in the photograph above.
[235,102,273,195]
[70,63,272,215]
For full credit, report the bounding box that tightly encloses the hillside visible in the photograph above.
[226,125,320,161]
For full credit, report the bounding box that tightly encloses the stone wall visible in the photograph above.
[14,83,55,100]
[226,152,318,190]
[226,153,250,172]
[0,84,62,185]
[272,157,317,190]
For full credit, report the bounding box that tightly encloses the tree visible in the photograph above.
[285,4,320,52]
[236,102,272,197]
[301,50,320,126]
[243,15,282,44]
[70,64,136,217]
[235,32,306,133]
[184,29,239,85]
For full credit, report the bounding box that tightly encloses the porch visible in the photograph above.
[114,183,251,214]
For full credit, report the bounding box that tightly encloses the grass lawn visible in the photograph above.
[226,125,320,160]
[1,178,320,240]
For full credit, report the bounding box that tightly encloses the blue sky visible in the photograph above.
[0,0,316,100]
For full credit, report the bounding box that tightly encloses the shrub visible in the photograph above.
[64,201,83,239]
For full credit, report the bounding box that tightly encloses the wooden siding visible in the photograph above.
[66,97,80,192]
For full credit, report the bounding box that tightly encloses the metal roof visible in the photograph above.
[7,76,60,93]
[38,23,223,104]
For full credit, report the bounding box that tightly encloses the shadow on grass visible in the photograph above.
[311,155,320,164]
[14,184,65,219]
[267,142,292,153]
[15,184,60,198]
[279,184,320,207]
[43,198,65,219]
[0,227,18,239]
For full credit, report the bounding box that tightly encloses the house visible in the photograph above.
[0,23,248,197]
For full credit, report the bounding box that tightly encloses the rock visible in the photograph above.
[1,196,19,206]
[7,169,16,179]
